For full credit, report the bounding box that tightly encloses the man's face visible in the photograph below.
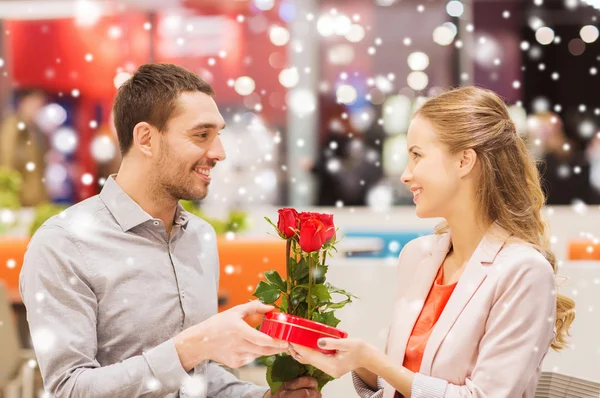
[152,91,226,201]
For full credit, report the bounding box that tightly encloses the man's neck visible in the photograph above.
[114,162,177,235]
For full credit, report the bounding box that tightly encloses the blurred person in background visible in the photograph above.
[311,98,382,206]
[527,111,598,205]
[0,88,49,206]
[586,137,600,197]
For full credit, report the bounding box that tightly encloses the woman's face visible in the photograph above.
[401,116,464,219]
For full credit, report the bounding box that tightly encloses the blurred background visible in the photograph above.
[1,0,600,397]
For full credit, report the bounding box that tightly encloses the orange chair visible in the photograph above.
[216,237,286,326]
[0,238,30,303]
[568,239,600,260]
[0,236,285,326]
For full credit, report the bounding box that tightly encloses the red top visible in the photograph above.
[395,265,457,398]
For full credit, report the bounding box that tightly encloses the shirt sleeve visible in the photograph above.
[203,361,268,398]
[200,225,267,398]
[20,225,190,398]
[410,258,556,398]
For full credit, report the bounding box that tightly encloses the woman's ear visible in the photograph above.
[458,148,477,177]
[132,122,154,157]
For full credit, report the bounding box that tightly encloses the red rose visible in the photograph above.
[277,208,299,238]
[299,212,335,243]
[299,218,327,253]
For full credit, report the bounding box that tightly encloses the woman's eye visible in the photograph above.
[412,152,421,159]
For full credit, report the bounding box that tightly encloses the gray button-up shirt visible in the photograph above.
[20,176,268,398]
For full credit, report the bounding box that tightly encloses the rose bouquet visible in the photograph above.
[252,208,356,394]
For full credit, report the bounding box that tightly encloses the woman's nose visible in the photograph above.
[401,166,411,185]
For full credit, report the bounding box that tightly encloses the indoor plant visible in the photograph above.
[0,167,23,235]
[253,208,356,394]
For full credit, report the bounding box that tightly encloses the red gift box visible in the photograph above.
[259,311,348,354]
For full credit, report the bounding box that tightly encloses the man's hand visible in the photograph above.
[264,377,322,397]
[174,301,288,370]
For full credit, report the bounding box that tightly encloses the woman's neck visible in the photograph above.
[446,213,492,266]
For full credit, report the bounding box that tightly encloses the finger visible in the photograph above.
[289,344,324,365]
[241,324,289,349]
[239,341,285,359]
[283,376,318,391]
[316,337,349,351]
[235,300,275,317]
[282,388,321,397]
[287,343,300,358]
[291,343,321,356]
[288,344,309,364]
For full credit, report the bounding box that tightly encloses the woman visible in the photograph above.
[289,87,575,398]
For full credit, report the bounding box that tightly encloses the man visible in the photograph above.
[20,64,320,398]
[0,88,49,206]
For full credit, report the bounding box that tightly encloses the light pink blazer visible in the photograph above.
[353,223,557,398]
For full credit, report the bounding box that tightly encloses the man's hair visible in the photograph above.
[112,63,215,156]
[15,87,47,104]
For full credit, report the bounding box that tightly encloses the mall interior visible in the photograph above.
[1,0,600,397]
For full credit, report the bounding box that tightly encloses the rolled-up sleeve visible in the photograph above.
[411,259,556,398]
[20,225,189,398]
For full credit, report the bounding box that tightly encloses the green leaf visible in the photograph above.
[257,355,277,367]
[294,301,308,318]
[325,283,358,299]
[253,281,281,304]
[292,257,309,280]
[323,300,351,310]
[304,365,335,390]
[315,311,341,327]
[270,355,307,384]
[264,216,286,240]
[311,284,331,303]
[314,264,328,285]
[291,287,307,302]
[311,368,335,390]
[265,270,287,292]
[266,365,283,395]
[280,297,288,313]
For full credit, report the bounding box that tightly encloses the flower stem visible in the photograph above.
[308,254,314,319]
[285,239,292,313]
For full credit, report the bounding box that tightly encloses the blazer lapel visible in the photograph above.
[419,222,511,375]
[382,233,452,398]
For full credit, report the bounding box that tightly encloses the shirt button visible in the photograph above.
[153,221,160,226]
[181,290,185,299]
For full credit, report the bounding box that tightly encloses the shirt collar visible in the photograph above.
[174,202,191,228]
[99,175,191,232]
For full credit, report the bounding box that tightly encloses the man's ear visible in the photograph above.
[458,148,477,178]
[132,122,154,157]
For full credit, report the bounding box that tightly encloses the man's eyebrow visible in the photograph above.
[187,123,227,131]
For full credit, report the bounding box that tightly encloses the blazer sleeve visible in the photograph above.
[352,372,385,398]
[411,256,557,398]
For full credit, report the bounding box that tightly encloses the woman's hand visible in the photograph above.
[288,338,374,378]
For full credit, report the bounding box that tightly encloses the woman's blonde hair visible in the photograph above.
[415,86,575,351]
